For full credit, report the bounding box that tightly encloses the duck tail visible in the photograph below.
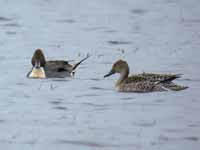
[162,73,183,83]
[154,74,188,91]
[72,53,90,71]
[155,79,188,91]
[173,73,182,79]
[162,82,188,91]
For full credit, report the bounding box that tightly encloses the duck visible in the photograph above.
[104,59,188,92]
[27,49,90,78]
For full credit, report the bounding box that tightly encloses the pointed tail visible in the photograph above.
[72,53,90,71]
[155,75,188,91]
[163,74,182,82]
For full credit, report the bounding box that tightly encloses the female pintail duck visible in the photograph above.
[104,59,188,92]
[27,49,90,78]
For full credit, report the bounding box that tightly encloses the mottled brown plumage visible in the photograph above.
[116,81,166,93]
[123,73,180,83]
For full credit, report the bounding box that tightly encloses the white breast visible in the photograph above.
[29,67,46,79]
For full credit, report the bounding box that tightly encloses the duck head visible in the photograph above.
[31,49,46,68]
[104,59,129,78]
[29,49,46,78]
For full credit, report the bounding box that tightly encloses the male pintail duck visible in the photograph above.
[27,49,90,78]
[104,59,188,92]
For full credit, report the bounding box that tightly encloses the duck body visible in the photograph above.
[104,60,188,93]
[44,60,74,78]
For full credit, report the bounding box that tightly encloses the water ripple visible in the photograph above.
[0,16,12,22]
[53,106,68,111]
[107,40,132,45]
[55,139,120,148]
[183,136,199,141]
[131,8,147,15]
[81,102,108,107]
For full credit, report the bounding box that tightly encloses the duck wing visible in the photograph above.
[118,81,166,93]
[138,73,181,82]
[45,60,73,78]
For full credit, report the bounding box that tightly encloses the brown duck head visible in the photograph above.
[104,59,130,78]
[31,49,46,68]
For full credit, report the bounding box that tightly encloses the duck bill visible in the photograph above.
[34,60,41,69]
[104,70,115,78]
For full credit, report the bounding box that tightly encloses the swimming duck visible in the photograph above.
[27,49,90,78]
[104,59,188,92]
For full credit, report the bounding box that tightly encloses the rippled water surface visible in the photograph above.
[0,0,200,149]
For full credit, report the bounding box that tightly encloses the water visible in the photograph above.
[0,0,200,149]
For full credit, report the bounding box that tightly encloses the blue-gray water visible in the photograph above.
[0,0,199,149]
